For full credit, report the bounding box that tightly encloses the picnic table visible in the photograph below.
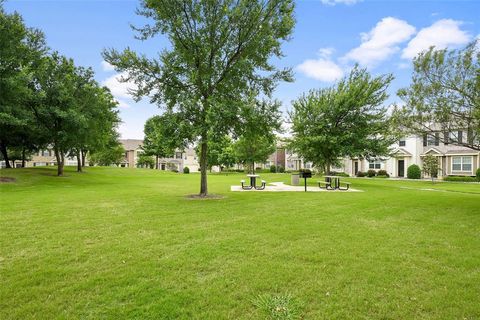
[319,176,350,190]
[241,174,266,190]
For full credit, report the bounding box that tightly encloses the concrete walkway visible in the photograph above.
[230,182,362,192]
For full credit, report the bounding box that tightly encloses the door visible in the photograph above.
[354,161,359,175]
[398,160,405,177]
[161,163,165,170]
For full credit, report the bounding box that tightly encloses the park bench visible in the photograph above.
[318,180,331,189]
[339,182,350,190]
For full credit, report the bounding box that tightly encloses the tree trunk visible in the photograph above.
[81,150,86,167]
[21,147,26,168]
[155,155,159,170]
[325,162,331,175]
[54,147,64,176]
[0,141,11,169]
[76,150,82,172]
[199,138,208,197]
[252,161,255,174]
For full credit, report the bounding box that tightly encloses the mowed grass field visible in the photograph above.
[1,167,479,319]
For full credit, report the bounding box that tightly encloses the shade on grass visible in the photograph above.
[1,167,479,319]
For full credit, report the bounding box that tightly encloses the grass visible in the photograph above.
[1,166,479,319]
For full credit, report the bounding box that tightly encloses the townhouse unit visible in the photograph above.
[341,133,480,178]
[0,148,79,168]
[119,139,205,172]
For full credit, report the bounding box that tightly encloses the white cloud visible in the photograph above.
[320,0,361,5]
[101,60,115,72]
[343,17,416,67]
[402,19,471,59]
[101,72,136,100]
[297,48,344,82]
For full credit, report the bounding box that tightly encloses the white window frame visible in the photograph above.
[368,160,382,170]
[451,156,472,172]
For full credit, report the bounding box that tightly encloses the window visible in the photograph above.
[399,139,406,147]
[452,156,472,172]
[423,133,440,146]
[175,152,182,159]
[369,160,382,169]
[449,131,463,144]
[42,149,50,157]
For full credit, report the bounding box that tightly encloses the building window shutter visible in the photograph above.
[458,130,463,144]
[435,133,440,146]
[423,134,427,146]
[443,131,449,145]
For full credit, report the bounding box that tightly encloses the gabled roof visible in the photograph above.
[120,139,143,151]
[392,148,412,157]
[422,147,443,156]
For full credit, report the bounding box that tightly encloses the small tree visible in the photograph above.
[143,113,186,169]
[137,154,155,169]
[422,154,440,183]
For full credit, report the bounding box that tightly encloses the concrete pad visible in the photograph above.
[230,182,362,192]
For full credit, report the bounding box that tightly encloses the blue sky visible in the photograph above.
[5,0,480,139]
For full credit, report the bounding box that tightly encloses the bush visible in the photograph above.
[407,164,421,179]
[377,170,387,176]
[183,166,190,174]
[443,175,477,182]
[477,168,480,182]
[270,165,276,173]
[277,165,285,173]
[356,171,366,177]
[367,169,376,177]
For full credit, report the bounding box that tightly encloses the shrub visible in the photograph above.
[270,165,276,173]
[443,175,477,182]
[377,170,387,176]
[356,171,366,177]
[477,168,480,182]
[277,165,285,173]
[407,164,421,179]
[367,169,376,177]
[183,166,190,174]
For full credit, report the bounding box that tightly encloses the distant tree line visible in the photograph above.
[0,3,122,175]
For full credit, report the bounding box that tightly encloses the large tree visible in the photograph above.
[0,4,47,168]
[103,0,295,196]
[290,67,396,174]
[396,41,480,150]
[30,53,86,176]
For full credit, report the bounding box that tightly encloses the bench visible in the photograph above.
[255,180,266,190]
[241,180,253,190]
[339,182,350,191]
[318,181,331,189]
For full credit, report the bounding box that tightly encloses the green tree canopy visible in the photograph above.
[143,113,187,169]
[233,99,281,173]
[396,41,480,150]
[290,66,396,174]
[0,4,47,167]
[103,0,295,196]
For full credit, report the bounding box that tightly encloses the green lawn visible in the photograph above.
[1,167,479,319]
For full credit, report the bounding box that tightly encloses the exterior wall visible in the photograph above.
[342,134,480,178]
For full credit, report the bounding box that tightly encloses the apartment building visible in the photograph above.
[340,132,480,178]
[119,139,208,172]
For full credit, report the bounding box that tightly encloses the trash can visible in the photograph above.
[291,173,300,186]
